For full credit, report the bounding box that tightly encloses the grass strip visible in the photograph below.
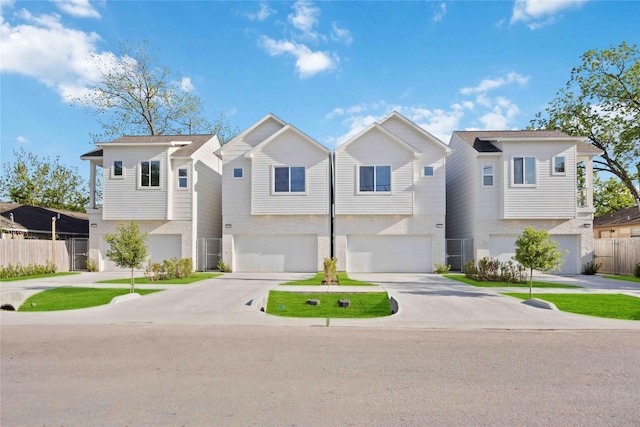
[443,274,581,288]
[19,287,162,312]
[97,272,221,284]
[0,272,79,282]
[502,293,640,320]
[603,275,640,283]
[266,291,391,318]
[280,272,376,286]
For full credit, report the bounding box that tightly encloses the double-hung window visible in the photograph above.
[274,166,305,193]
[141,160,160,187]
[177,168,188,189]
[512,156,536,186]
[359,165,391,192]
[482,165,494,187]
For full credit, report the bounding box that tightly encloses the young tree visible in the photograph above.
[513,227,566,299]
[0,148,89,212]
[104,221,148,293]
[530,42,640,211]
[593,174,636,217]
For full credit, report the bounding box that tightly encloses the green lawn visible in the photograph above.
[443,274,581,288]
[502,293,640,320]
[280,272,376,286]
[603,275,640,283]
[96,272,221,285]
[266,291,391,318]
[19,287,163,312]
[0,272,79,282]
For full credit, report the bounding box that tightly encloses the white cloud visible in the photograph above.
[179,77,194,92]
[330,22,352,45]
[477,96,520,129]
[288,0,321,41]
[247,2,274,21]
[433,3,447,23]
[260,35,336,78]
[53,0,101,19]
[510,0,588,29]
[460,72,529,95]
[16,135,29,144]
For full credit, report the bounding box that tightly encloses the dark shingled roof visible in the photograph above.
[455,130,570,146]
[593,206,640,227]
[472,138,502,153]
[0,203,89,236]
[80,148,103,158]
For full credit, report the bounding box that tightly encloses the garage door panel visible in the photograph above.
[489,234,580,275]
[347,235,432,273]
[234,235,317,272]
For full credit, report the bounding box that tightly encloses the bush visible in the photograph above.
[0,261,57,279]
[322,257,338,285]
[85,258,98,272]
[582,261,600,275]
[144,257,193,281]
[434,263,451,274]
[217,259,231,273]
[462,257,526,283]
[177,258,193,278]
[635,263,640,278]
[144,259,163,281]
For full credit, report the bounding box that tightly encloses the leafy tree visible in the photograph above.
[593,174,636,217]
[0,148,89,212]
[531,42,640,211]
[74,39,238,143]
[514,227,566,299]
[104,221,148,293]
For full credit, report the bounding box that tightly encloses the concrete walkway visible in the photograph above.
[1,272,639,330]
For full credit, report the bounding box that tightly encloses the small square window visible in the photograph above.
[233,168,243,178]
[553,156,566,175]
[423,166,434,177]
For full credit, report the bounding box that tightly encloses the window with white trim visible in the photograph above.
[482,165,494,187]
[233,168,243,178]
[274,166,305,193]
[178,168,188,189]
[423,166,434,177]
[112,160,124,178]
[359,165,391,192]
[140,160,160,187]
[552,156,566,175]
[512,156,536,186]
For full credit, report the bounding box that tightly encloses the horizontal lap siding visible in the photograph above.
[171,159,192,221]
[193,141,223,238]
[445,135,477,239]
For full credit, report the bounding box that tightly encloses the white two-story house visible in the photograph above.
[81,134,222,271]
[216,114,331,272]
[446,130,602,274]
[334,112,452,273]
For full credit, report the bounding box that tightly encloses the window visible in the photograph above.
[178,168,188,189]
[482,165,494,187]
[553,156,566,175]
[112,161,123,178]
[233,168,243,178]
[513,156,536,185]
[359,165,391,192]
[423,166,434,177]
[274,166,305,193]
[141,161,160,187]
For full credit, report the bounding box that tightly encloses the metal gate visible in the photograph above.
[197,238,221,271]
[70,238,88,271]
[446,238,474,272]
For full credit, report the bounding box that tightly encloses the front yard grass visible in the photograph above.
[19,287,163,312]
[0,272,79,282]
[443,274,581,289]
[97,272,221,285]
[281,272,376,286]
[603,275,640,283]
[266,291,391,318]
[502,293,640,320]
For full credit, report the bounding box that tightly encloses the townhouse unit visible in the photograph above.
[216,114,331,272]
[81,134,222,271]
[333,112,452,272]
[446,130,602,274]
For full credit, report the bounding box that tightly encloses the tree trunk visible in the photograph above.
[529,268,533,299]
[130,267,135,293]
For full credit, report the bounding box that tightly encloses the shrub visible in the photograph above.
[85,258,98,272]
[635,263,640,278]
[177,258,193,278]
[144,257,193,281]
[582,261,600,275]
[217,260,231,273]
[462,257,526,284]
[322,257,338,285]
[0,261,57,279]
[144,259,163,281]
[434,263,451,274]
[463,259,477,279]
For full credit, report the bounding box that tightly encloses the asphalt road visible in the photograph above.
[2,325,639,426]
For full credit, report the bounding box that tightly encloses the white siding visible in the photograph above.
[445,134,477,239]
[171,159,192,221]
[335,127,414,215]
[192,139,223,239]
[477,157,501,220]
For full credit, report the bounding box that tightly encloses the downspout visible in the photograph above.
[330,150,335,259]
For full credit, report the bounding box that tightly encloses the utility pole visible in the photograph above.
[51,216,57,267]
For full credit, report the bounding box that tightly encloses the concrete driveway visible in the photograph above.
[1,272,639,329]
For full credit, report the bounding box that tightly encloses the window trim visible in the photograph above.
[422,166,435,178]
[481,164,494,188]
[357,165,392,194]
[139,160,162,189]
[177,167,189,190]
[272,165,307,195]
[552,156,566,175]
[233,168,243,179]
[111,160,124,179]
[511,156,537,187]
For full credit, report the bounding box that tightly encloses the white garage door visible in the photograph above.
[147,234,182,263]
[489,234,580,275]
[234,235,317,272]
[347,235,432,273]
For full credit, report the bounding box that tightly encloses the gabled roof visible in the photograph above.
[379,111,452,155]
[593,206,640,227]
[217,113,287,156]
[81,134,216,160]
[244,124,330,159]
[335,122,422,158]
[0,203,89,236]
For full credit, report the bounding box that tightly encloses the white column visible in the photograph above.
[89,160,96,209]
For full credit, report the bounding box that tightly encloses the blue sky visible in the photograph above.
[1,0,638,184]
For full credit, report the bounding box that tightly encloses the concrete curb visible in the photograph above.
[110,293,142,304]
[522,298,558,310]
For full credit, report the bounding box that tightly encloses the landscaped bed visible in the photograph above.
[502,293,640,320]
[280,272,376,286]
[443,274,581,289]
[97,272,220,285]
[19,287,163,312]
[0,272,79,282]
[266,291,392,318]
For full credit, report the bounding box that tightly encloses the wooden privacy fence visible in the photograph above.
[0,239,71,272]
[594,238,640,276]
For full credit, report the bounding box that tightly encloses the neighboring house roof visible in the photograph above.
[379,111,452,155]
[335,122,422,158]
[245,124,330,158]
[80,148,103,159]
[593,206,640,227]
[472,138,502,153]
[576,142,604,155]
[82,134,217,159]
[0,203,89,236]
[454,130,573,145]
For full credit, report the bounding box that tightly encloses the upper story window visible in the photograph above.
[423,166,434,177]
[178,168,188,189]
[233,168,243,178]
[359,165,391,192]
[512,156,536,186]
[140,160,160,188]
[112,161,124,178]
[553,156,566,175]
[274,166,305,193]
[482,165,494,187]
